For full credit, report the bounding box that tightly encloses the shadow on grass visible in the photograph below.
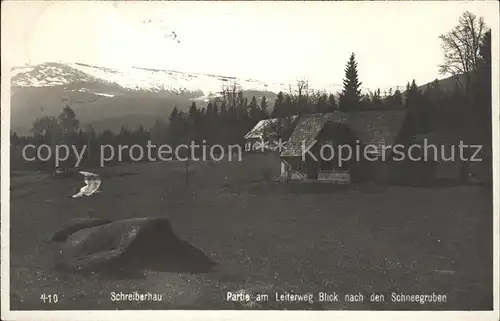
[97,241,216,280]
[116,237,217,275]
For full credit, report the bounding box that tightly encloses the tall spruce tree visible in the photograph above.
[339,53,362,111]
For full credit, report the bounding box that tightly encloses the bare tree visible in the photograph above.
[308,90,323,107]
[220,81,243,110]
[288,79,310,115]
[439,11,486,98]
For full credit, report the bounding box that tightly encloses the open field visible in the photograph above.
[9,154,493,310]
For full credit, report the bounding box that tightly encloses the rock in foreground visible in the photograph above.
[52,217,215,274]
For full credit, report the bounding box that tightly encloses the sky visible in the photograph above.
[2,1,499,92]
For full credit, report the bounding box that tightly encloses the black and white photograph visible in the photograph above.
[1,0,499,319]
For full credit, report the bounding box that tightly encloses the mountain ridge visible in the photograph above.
[11,62,290,95]
[10,62,284,135]
[10,62,460,136]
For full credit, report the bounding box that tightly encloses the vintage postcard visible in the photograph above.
[1,1,499,320]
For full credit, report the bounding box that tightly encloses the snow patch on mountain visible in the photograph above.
[12,63,97,87]
[11,66,35,78]
[11,62,291,97]
[77,88,115,98]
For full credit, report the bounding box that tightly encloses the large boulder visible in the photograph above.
[52,217,215,274]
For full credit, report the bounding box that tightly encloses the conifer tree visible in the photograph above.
[260,96,269,119]
[249,96,260,121]
[370,88,383,109]
[58,105,79,135]
[271,92,285,117]
[339,53,362,111]
[169,106,180,122]
[315,93,329,113]
[212,101,219,116]
[327,94,337,111]
[392,89,403,109]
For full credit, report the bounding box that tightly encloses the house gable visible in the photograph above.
[280,110,408,158]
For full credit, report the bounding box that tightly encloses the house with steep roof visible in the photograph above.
[279,110,409,183]
[243,108,489,185]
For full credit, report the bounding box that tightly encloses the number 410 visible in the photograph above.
[40,293,59,303]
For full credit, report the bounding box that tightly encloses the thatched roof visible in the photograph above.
[244,116,299,140]
[347,110,408,150]
[281,110,408,157]
[281,113,338,158]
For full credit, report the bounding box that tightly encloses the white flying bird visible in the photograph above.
[72,171,102,199]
